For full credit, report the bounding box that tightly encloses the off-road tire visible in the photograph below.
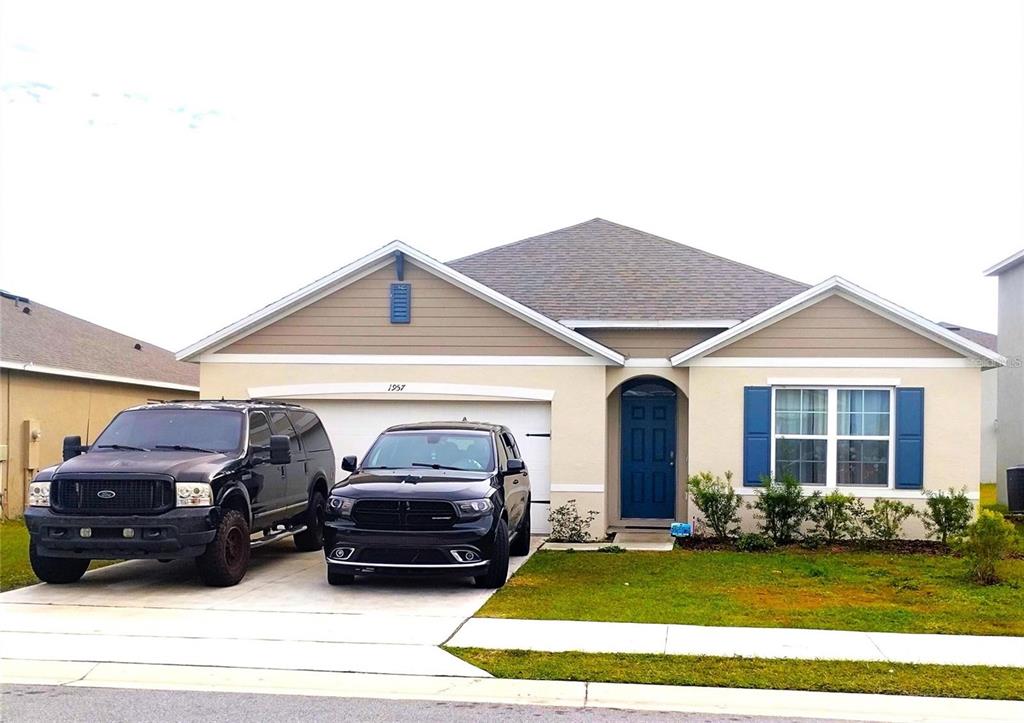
[327,568,355,586]
[196,508,250,587]
[294,491,326,552]
[474,517,510,589]
[29,541,89,584]
[510,499,531,556]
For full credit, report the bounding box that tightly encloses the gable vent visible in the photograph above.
[390,283,411,324]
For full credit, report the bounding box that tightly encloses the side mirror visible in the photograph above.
[63,435,85,461]
[341,455,357,473]
[506,458,525,474]
[269,435,291,465]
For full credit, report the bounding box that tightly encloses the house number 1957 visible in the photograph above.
[386,384,406,392]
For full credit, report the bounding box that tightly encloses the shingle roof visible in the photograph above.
[1,291,199,388]
[449,219,809,322]
[938,322,998,352]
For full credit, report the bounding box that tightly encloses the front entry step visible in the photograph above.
[611,531,675,550]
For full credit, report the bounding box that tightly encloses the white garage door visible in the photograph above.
[303,399,552,534]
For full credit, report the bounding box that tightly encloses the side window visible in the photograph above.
[495,433,510,467]
[269,411,301,454]
[289,411,331,453]
[248,412,271,449]
[503,432,521,460]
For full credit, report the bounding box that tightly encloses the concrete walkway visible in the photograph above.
[447,618,1024,668]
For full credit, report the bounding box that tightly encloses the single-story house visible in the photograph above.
[1,291,200,517]
[178,219,1004,536]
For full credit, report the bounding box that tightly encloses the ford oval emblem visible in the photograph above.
[97,489,116,499]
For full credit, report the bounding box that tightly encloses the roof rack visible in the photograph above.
[156,398,303,407]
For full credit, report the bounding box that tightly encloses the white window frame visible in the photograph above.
[770,386,895,490]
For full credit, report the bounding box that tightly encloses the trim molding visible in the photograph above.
[0,360,200,392]
[199,353,608,366]
[689,357,982,368]
[767,377,902,386]
[984,248,1024,276]
[737,487,980,501]
[248,382,555,402]
[550,483,605,493]
[560,319,739,329]
[623,358,673,368]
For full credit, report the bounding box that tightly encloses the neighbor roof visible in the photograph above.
[984,248,1024,276]
[1,291,199,390]
[939,322,998,352]
[449,218,810,322]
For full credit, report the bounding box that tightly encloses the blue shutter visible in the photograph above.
[895,387,924,489]
[743,386,771,486]
[389,283,411,324]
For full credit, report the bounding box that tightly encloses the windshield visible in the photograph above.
[362,431,495,472]
[93,409,244,454]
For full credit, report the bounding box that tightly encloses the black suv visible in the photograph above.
[323,421,531,589]
[25,400,335,587]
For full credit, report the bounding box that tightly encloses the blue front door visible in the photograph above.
[620,379,677,519]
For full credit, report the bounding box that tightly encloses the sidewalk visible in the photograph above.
[5,658,1023,722]
[447,618,1024,668]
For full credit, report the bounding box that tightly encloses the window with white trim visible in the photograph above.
[772,387,894,488]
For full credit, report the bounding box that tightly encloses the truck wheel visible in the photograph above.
[474,517,510,589]
[510,499,531,556]
[327,569,355,586]
[293,491,326,552]
[29,541,89,584]
[196,508,250,587]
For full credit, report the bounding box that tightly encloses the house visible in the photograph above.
[985,249,1024,504]
[1,291,199,516]
[178,219,1004,536]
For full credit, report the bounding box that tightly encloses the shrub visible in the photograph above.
[750,474,814,544]
[983,502,1011,516]
[958,509,1021,585]
[688,470,742,540]
[808,491,865,543]
[736,532,776,552]
[920,487,973,544]
[547,499,599,543]
[596,545,626,553]
[862,499,915,542]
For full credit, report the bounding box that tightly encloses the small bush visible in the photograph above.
[597,545,626,554]
[736,532,776,552]
[808,491,866,543]
[688,470,742,540]
[920,487,973,544]
[750,474,814,544]
[983,502,1011,515]
[547,499,599,543]
[862,499,916,542]
[958,509,1021,585]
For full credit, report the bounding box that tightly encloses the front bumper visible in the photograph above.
[323,517,495,577]
[24,506,220,559]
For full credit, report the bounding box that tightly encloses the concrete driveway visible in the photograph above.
[0,538,539,678]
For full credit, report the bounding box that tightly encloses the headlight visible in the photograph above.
[457,498,493,516]
[176,482,213,507]
[328,496,355,518]
[28,482,51,507]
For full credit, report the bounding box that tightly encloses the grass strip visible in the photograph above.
[1,518,118,592]
[449,647,1024,701]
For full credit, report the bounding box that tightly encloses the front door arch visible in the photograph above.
[620,377,677,519]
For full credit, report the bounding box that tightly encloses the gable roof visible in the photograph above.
[1,291,199,390]
[939,322,998,353]
[177,241,625,364]
[670,277,1007,368]
[449,218,809,322]
[984,248,1024,276]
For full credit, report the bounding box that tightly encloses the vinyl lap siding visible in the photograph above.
[581,328,721,358]
[708,295,960,358]
[219,264,586,356]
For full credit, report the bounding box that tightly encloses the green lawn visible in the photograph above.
[1,518,117,592]
[451,648,1024,701]
[478,548,1024,636]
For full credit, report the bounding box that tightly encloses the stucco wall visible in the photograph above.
[996,263,1024,501]
[981,368,998,483]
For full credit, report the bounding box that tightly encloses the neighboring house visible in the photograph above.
[178,219,1004,537]
[0,291,199,517]
[986,249,1024,504]
[939,323,999,485]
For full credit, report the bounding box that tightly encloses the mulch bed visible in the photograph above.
[675,537,950,555]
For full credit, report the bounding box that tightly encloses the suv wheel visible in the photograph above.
[29,541,89,584]
[196,508,251,587]
[474,517,510,589]
[293,490,326,552]
[327,568,355,586]
[510,499,531,556]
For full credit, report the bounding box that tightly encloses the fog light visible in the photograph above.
[329,547,354,561]
[79,527,92,538]
[451,549,480,563]
[122,528,135,539]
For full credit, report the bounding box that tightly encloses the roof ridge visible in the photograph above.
[447,217,606,264]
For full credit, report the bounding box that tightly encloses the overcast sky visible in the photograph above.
[1,1,1021,354]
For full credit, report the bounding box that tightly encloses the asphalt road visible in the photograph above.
[1,684,850,722]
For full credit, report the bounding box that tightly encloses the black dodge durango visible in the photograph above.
[323,421,532,588]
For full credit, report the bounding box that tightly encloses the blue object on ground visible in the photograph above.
[670,522,692,538]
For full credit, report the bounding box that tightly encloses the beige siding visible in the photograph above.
[708,295,960,357]
[581,328,720,358]
[220,263,585,356]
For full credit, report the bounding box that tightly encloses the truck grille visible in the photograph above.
[51,478,175,515]
[351,500,458,530]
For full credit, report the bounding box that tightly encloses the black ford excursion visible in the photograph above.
[25,400,334,586]
[323,421,532,589]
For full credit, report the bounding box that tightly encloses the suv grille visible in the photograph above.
[351,500,458,530]
[51,478,175,515]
